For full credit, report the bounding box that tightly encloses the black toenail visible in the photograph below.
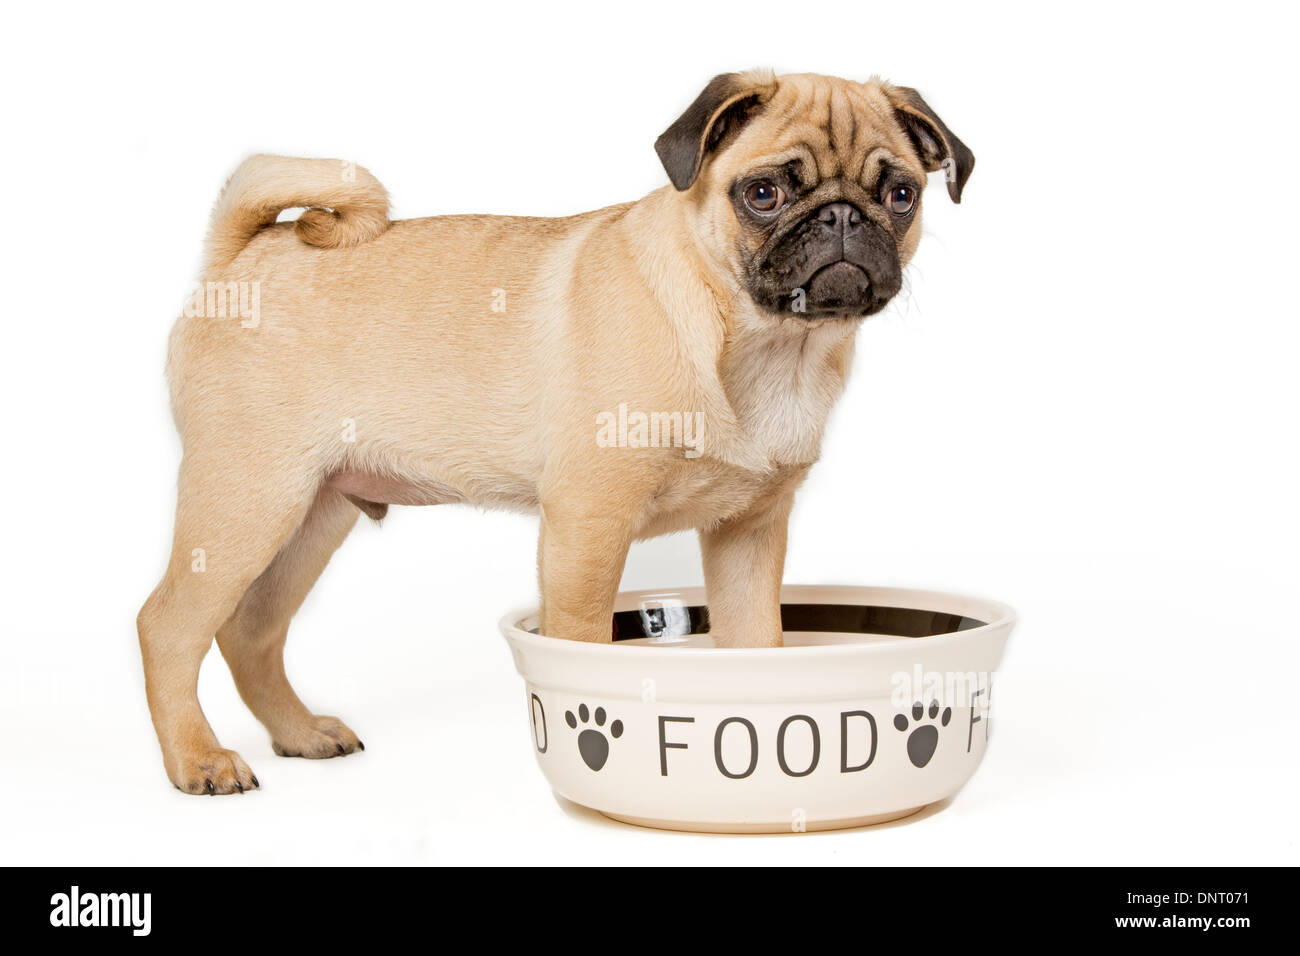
[205,779,215,795]
[251,775,260,788]
[357,741,365,751]
[235,781,243,793]
[337,743,345,754]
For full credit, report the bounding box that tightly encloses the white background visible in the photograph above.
[2,0,1297,864]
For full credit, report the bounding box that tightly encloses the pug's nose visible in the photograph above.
[817,202,863,233]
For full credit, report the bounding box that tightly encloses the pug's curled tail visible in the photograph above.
[203,154,390,272]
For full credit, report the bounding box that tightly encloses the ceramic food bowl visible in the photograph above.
[499,585,1015,833]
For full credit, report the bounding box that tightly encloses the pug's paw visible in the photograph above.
[170,748,259,795]
[272,715,364,759]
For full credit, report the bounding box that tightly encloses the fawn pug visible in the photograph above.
[140,70,973,793]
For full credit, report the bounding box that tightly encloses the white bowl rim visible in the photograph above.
[499,584,1017,661]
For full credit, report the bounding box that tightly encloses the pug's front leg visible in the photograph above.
[698,488,798,648]
[537,499,638,642]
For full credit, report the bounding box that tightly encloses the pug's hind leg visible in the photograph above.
[215,487,365,759]
[138,453,322,794]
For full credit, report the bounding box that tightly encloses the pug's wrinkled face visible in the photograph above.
[656,72,974,320]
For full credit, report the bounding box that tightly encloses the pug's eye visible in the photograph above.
[886,185,916,216]
[744,180,786,214]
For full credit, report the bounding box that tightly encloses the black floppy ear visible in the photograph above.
[655,72,776,191]
[886,86,975,203]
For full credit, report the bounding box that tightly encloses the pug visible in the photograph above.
[139,70,973,794]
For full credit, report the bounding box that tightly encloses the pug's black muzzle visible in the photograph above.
[750,202,903,318]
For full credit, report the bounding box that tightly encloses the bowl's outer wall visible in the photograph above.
[503,587,1014,829]
[522,685,997,827]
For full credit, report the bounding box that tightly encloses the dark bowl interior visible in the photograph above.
[610,602,987,642]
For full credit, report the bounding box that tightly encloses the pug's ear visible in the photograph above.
[886,86,975,203]
[655,71,777,191]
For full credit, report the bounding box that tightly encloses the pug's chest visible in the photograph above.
[636,461,809,539]
[730,389,835,467]
[716,320,856,468]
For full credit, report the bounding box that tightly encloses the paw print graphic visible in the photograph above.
[894,700,952,768]
[565,703,624,771]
